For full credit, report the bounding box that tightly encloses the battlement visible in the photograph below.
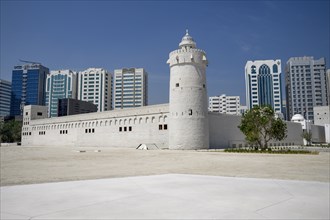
[169,48,206,57]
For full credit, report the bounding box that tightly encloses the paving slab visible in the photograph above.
[1,174,329,219]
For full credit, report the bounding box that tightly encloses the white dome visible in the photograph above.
[291,114,304,121]
[179,30,196,49]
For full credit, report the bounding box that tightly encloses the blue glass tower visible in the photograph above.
[46,70,77,117]
[10,63,49,116]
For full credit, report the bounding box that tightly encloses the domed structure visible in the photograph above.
[291,114,304,122]
[179,30,196,49]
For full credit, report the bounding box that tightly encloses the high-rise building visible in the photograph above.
[46,70,78,117]
[208,94,240,115]
[114,68,148,109]
[245,60,283,115]
[57,98,97,117]
[285,57,328,121]
[78,68,112,112]
[0,79,11,117]
[10,63,49,116]
[327,69,330,103]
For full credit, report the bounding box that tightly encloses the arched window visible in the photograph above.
[251,65,257,74]
[273,64,278,73]
[152,117,155,123]
[164,115,168,123]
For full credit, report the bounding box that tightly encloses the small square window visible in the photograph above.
[25,112,28,115]
[119,127,122,132]
[159,125,163,130]
[164,124,168,130]
[37,112,42,116]
[176,83,179,87]
[89,129,91,133]
[129,126,132,131]
[92,128,95,133]
[124,127,127,132]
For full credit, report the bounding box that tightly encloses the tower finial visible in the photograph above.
[186,29,189,35]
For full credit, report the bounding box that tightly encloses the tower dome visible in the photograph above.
[179,30,196,49]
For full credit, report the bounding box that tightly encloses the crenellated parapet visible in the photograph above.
[167,48,208,67]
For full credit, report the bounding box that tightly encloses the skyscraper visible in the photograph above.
[46,70,78,117]
[10,62,49,116]
[208,94,240,115]
[245,60,283,114]
[114,68,148,109]
[78,68,112,112]
[285,57,328,121]
[0,79,11,117]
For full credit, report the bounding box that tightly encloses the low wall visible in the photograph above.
[208,113,304,149]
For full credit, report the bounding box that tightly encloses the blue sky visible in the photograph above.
[1,0,329,105]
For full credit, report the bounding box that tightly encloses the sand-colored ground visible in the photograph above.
[1,146,329,186]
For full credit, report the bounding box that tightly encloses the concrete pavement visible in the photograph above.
[1,174,329,219]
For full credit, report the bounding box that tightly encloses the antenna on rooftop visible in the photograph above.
[19,59,41,65]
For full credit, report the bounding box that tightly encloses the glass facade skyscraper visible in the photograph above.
[46,70,77,117]
[245,60,283,115]
[114,68,148,109]
[10,63,49,116]
[0,79,12,117]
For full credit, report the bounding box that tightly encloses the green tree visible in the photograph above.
[302,130,312,146]
[238,106,287,150]
[0,120,22,143]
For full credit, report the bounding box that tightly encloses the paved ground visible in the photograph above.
[1,146,329,219]
[1,146,329,186]
[1,174,329,219]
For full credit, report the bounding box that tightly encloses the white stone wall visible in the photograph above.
[22,104,169,148]
[208,112,304,149]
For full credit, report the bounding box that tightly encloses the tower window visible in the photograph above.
[176,83,179,87]
[164,124,168,130]
[188,109,192,115]
[159,124,163,130]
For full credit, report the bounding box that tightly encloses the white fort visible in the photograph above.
[168,30,209,149]
[21,31,303,149]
